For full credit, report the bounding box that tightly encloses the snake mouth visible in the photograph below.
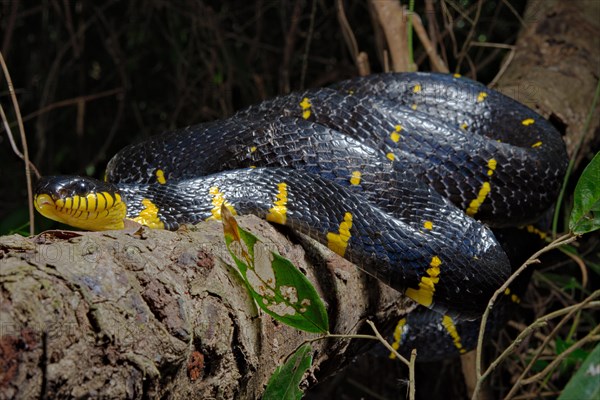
[34,176,127,231]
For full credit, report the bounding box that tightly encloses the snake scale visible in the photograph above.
[34,72,568,360]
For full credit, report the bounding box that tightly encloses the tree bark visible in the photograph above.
[0,218,413,399]
[494,0,600,164]
[1,1,599,399]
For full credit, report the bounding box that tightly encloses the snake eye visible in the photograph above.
[75,180,93,196]
[56,188,70,199]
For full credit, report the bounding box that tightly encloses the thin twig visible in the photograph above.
[455,0,483,71]
[522,331,600,386]
[562,250,589,288]
[500,0,526,27]
[335,1,370,75]
[409,349,417,400]
[444,0,476,24]
[365,320,417,399]
[504,292,600,399]
[409,12,449,72]
[472,298,600,400]
[300,0,317,89]
[365,320,410,366]
[0,105,41,179]
[0,51,35,236]
[472,233,577,399]
[470,42,516,49]
[440,0,459,68]
[279,0,303,93]
[336,0,359,62]
[425,0,439,57]
[488,46,516,87]
[21,88,123,123]
[1,0,18,56]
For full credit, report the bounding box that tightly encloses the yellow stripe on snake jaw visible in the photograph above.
[34,192,126,231]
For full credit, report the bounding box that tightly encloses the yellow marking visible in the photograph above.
[502,287,520,303]
[390,125,402,143]
[86,194,97,211]
[423,220,433,230]
[35,191,127,231]
[453,73,462,78]
[386,152,396,161]
[487,158,497,176]
[300,97,312,119]
[249,165,257,169]
[389,318,407,359]
[405,256,442,307]
[350,171,362,186]
[466,182,491,217]
[250,146,257,153]
[477,92,488,102]
[522,118,535,126]
[460,123,468,130]
[466,158,496,215]
[266,182,288,224]
[73,196,81,211]
[132,199,165,229]
[411,104,418,110]
[207,186,237,221]
[525,224,547,240]
[326,212,353,257]
[532,141,542,148]
[442,315,467,354]
[413,84,421,93]
[98,192,115,210]
[156,169,166,184]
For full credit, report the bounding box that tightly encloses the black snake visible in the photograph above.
[34,72,568,360]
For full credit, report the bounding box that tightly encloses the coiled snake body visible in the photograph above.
[35,73,567,360]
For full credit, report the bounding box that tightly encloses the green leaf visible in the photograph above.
[559,343,600,400]
[537,272,584,292]
[570,152,600,234]
[555,338,590,373]
[221,205,329,333]
[262,344,313,400]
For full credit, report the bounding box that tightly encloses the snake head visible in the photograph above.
[34,176,126,231]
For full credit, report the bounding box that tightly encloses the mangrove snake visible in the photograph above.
[34,73,567,360]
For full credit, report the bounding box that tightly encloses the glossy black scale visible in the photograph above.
[62,73,567,358]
